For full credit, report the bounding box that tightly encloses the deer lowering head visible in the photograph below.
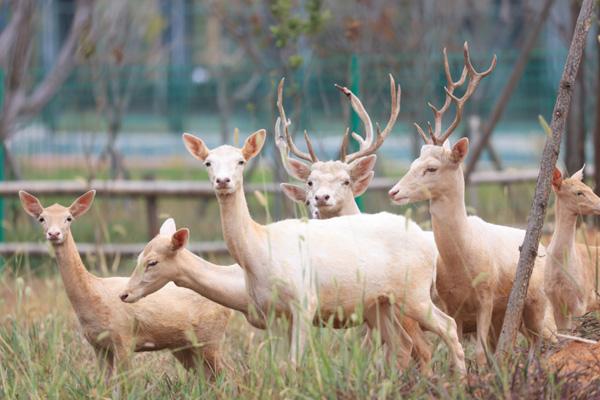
[19,190,96,244]
[389,42,496,205]
[552,166,600,215]
[182,129,266,196]
[120,218,190,303]
[275,76,400,217]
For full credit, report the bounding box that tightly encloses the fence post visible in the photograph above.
[144,174,158,239]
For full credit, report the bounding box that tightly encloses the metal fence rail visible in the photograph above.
[1,166,594,257]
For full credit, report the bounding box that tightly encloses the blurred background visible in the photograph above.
[0,0,598,273]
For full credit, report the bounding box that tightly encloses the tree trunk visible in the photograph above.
[565,0,587,174]
[495,0,595,358]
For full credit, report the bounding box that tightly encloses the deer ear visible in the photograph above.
[160,218,177,236]
[281,183,307,204]
[571,164,585,181]
[19,191,44,218]
[171,228,189,251]
[182,133,210,161]
[241,129,266,160]
[349,155,377,181]
[552,167,563,190]
[352,171,374,196]
[286,158,311,181]
[450,137,469,163]
[69,190,96,218]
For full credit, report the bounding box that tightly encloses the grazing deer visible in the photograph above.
[545,166,600,330]
[276,76,434,368]
[19,191,232,379]
[388,42,554,365]
[181,129,466,374]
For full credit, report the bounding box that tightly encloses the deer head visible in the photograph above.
[120,218,190,303]
[275,76,399,216]
[389,42,496,205]
[552,166,600,215]
[19,190,95,245]
[182,129,266,196]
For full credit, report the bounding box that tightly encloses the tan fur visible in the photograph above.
[19,192,232,380]
[545,168,600,330]
[389,141,555,365]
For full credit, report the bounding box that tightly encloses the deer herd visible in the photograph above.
[17,42,600,381]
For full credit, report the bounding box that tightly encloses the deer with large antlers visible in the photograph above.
[276,76,399,219]
[275,76,435,368]
[389,42,555,365]
[545,167,600,330]
[19,191,232,380]
[181,128,466,374]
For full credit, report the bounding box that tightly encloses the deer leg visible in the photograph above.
[365,302,413,369]
[289,307,313,367]
[475,296,494,366]
[408,300,466,375]
[403,316,432,374]
[172,348,198,371]
[200,344,224,380]
[94,347,115,383]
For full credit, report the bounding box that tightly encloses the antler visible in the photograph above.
[337,74,401,164]
[415,42,496,146]
[276,78,318,163]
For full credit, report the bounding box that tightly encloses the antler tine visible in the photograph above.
[344,74,401,163]
[338,127,350,161]
[434,42,497,145]
[276,77,316,163]
[414,123,432,144]
[274,116,295,176]
[334,83,373,151]
[303,130,319,162]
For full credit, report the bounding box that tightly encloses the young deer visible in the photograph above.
[120,218,266,329]
[388,42,554,365]
[546,166,600,330]
[19,191,232,379]
[181,129,466,374]
[276,76,434,368]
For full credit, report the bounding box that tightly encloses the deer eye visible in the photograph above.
[307,181,313,187]
[577,192,584,196]
[66,216,73,222]
[425,167,438,173]
[205,162,212,167]
[147,260,158,268]
[38,217,45,223]
[238,160,245,165]
[343,180,350,186]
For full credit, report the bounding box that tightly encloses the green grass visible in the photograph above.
[0,273,586,399]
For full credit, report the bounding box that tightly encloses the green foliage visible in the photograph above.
[270,0,330,69]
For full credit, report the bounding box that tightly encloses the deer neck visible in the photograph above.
[216,186,266,275]
[320,195,361,219]
[52,232,100,315]
[429,168,471,262]
[548,199,577,262]
[175,250,250,313]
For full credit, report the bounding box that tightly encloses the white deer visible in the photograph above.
[275,76,434,367]
[545,166,600,330]
[19,190,232,379]
[181,128,466,374]
[388,42,554,365]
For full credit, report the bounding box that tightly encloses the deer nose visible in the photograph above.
[314,194,330,205]
[120,293,129,302]
[215,177,231,185]
[47,231,60,239]
[389,189,399,198]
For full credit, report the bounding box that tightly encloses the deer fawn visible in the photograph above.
[546,166,600,330]
[19,191,232,380]
[389,42,555,365]
[181,128,466,374]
